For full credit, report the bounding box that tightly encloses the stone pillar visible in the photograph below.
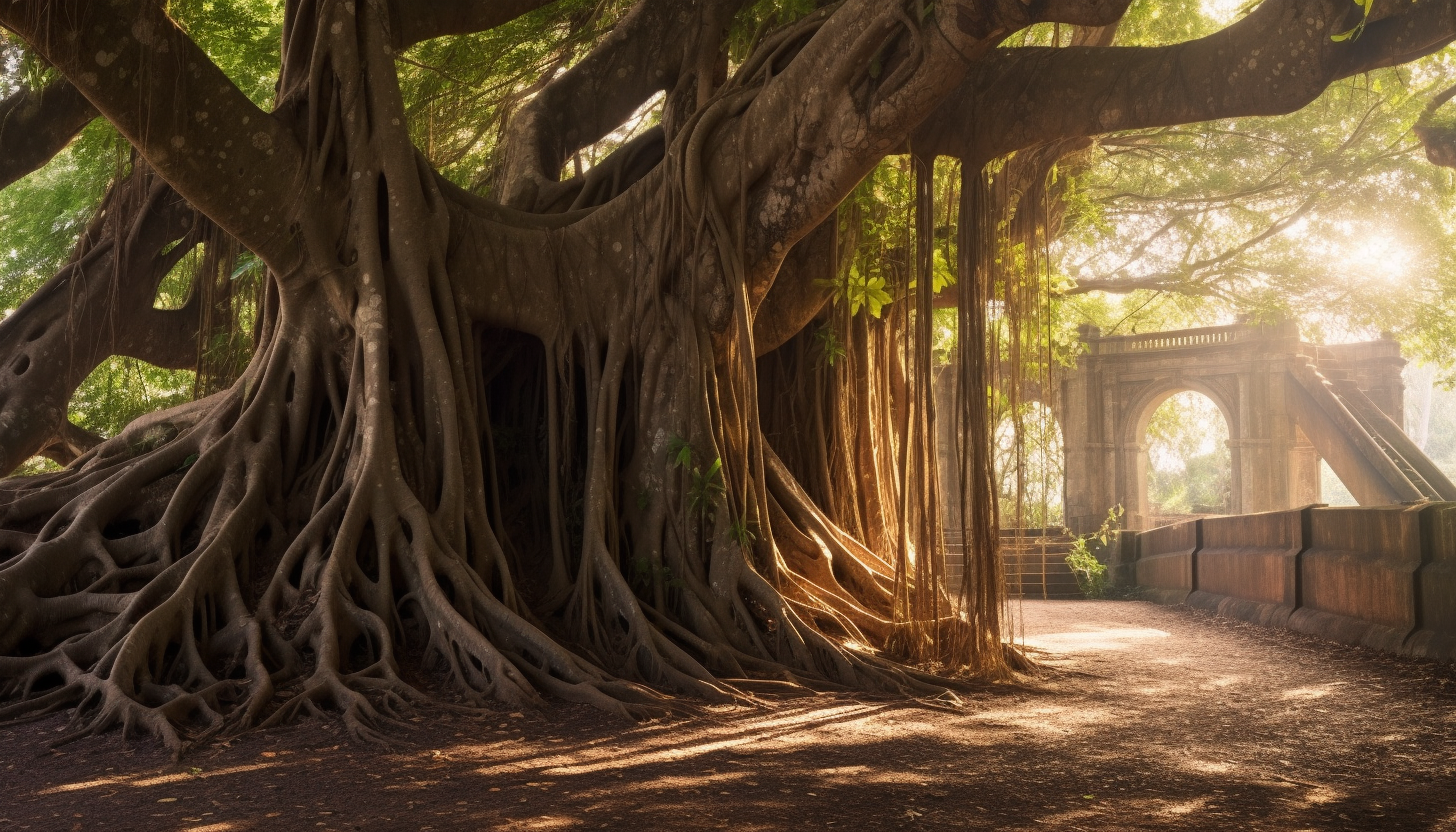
[1235,321,1309,514]
[1122,440,1149,531]
[1290,425,1322,506]
[1062,324,1114,534]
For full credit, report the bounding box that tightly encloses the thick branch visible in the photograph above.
[0,163,201,474]
[497,0,747,211]
[38,421,104,467]
[726,0,1130,292]
[0,0,306,271]
[913,0,1456,163]
[753,218,836,356]
[0,79,97,190]
[1416,83,1456,168]
[390,0,562,48]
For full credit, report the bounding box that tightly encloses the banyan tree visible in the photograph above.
[0,0,1449,752]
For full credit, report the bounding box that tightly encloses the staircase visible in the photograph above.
[944,528,1084,600]
[1286,359,1456,505]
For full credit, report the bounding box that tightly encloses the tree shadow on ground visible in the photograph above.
[2,601,1454,831]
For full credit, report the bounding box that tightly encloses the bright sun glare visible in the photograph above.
[1337,232,1415,285]
[1201,0,1247,25]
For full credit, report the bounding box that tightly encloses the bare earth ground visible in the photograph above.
[3,600,1456,832]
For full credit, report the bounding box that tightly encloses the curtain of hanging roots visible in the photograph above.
[1002,151,1059,566]
[758,151,1064,673]
[884,154,945,664]
[971,150,1060,634]
[955,164,1006,670]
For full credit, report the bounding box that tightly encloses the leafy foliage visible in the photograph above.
[688,458,725,518]
[1331,0,1376,43]
[168,0,285,106]
[1055,55,1456,370]
[993,402,1065,528]
[0,121,124,314]
[71,358,196,440]
[829,266,894,318]
[397,0,619,190]
[666,433,694,469]
[829,155,962,319]
[728,517,756,550]
[1063,505,1122,599]
[813,321,846,367]
[666,435,726,520]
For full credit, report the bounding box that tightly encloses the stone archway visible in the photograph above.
[936,319,1453,535]
[1129,386,1235,529]
[1059,320,1452,532]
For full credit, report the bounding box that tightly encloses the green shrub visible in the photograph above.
[1064,506,1123,600]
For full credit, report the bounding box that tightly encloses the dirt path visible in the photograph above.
[3,601,1455,831]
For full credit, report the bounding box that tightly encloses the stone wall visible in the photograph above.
[1187,508,1302,628]
[1133,519,1198,605]
[1125,502,1456,660]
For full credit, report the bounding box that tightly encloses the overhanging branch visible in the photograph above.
[0,0,307,272]
[0,79,97,190]
[390,0,563,49]
[914,0,1456,163]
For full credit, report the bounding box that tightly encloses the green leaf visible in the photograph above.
[688,458,726,516]
[728,517,756,549]
[667,433,693,469]
[1331,0,1375,41]
[814,322,846,367]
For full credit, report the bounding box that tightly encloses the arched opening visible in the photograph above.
[994,401,1064,530]
[1141,390,1232,528]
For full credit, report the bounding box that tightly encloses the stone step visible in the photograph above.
[1007,578,1082,589]
[947,556,1078,568]
[1009,592,1086,600]
[946,545,1077,554]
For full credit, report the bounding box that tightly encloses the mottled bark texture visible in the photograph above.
[0,78,97,190]
[0,0,1448,755]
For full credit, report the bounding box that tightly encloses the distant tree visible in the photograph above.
[1146,392,1232,517]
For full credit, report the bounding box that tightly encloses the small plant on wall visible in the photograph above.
[1064,506,1124,599]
